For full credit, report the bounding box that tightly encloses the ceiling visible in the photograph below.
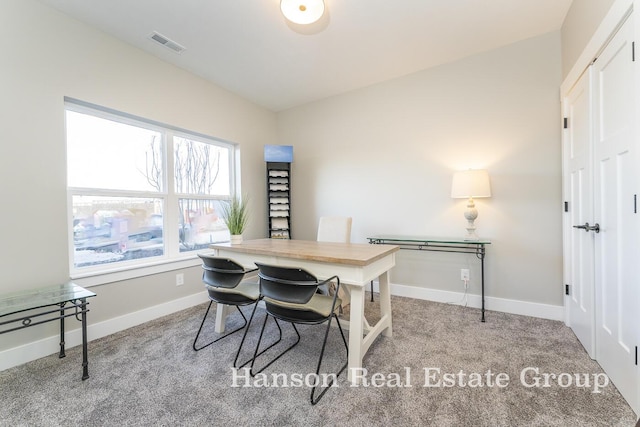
[38,0,573,112]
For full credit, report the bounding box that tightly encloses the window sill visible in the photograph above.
[70,254,210,288]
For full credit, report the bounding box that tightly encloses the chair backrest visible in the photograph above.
[316,216,352,243]
[255,262,319,304]
[198,254,246,289]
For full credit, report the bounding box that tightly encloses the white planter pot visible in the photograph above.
[230,234,243,245]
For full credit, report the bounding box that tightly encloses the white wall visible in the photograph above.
[0,0,275,352]
[277,32,563,310]
[561,0,615,78]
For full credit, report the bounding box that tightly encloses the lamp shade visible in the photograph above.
[451,169,491,198]
[280,0,325,25]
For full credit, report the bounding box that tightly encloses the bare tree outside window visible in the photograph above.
[144,136,228,250]
[144,135,163,192]
[174,137,221,194]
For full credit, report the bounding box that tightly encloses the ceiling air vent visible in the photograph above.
[149,31,186,54]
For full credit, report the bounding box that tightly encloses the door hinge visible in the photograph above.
[565,284,570,295]
[563,117,568,129]
[633,41,636,62]
[636,346,638,365]
[634,194,637,214]
[564,201,569,212]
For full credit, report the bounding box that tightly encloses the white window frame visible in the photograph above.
[65,98,237,286]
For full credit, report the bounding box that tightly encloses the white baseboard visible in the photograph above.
[0,291,209,372]
[2,282,565,373]
[372,282,564,321]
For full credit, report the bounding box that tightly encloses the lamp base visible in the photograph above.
[463,197,480,241]
[464,223,480,241]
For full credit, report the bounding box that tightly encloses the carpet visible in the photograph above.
[0,294,636,426]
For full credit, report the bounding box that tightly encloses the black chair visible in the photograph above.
[192,255,262,351]
[241,262,349,404]
[194,255,284,369]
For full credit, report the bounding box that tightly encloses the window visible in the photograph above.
[66,100,235,275]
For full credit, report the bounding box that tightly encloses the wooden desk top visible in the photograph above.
[210,239,399,267]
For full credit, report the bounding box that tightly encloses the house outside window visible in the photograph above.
[66,100,234,276]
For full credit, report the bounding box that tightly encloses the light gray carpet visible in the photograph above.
[0,294,636,426]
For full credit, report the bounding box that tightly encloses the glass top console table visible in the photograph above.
[0,282,96,380]
[367,235,491,322]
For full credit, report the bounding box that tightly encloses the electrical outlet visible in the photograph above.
[460,269,470,281]
[176,273,184,286]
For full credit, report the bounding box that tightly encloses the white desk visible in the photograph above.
[210,239,399,383]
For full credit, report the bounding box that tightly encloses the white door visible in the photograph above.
[563,69,595,358]
[592,16,639,412]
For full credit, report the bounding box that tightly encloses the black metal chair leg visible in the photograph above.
[193,302,248,351]
[234,303,284,369]
[250,318,301,376]
[310,314,349,405]
[370,281,374,302]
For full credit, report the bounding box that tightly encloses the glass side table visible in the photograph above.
[368,235,490,322]
[0,282,96,379]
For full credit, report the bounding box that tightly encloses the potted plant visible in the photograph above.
[221,195,249,244]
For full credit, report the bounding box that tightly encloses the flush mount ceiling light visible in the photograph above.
[280,0,325,25]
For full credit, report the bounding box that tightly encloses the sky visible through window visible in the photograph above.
[66,111,162,192]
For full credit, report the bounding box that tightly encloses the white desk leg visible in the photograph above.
[210,248,228,334]
[214,303,230,333]
[347,284,364,384]
[379,271,393,337]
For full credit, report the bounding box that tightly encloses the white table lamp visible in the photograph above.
[451,169,491,240]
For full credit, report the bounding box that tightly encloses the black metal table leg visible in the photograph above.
[59,303,66,358]
[480,248,486,322]
[81,298,89,380]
